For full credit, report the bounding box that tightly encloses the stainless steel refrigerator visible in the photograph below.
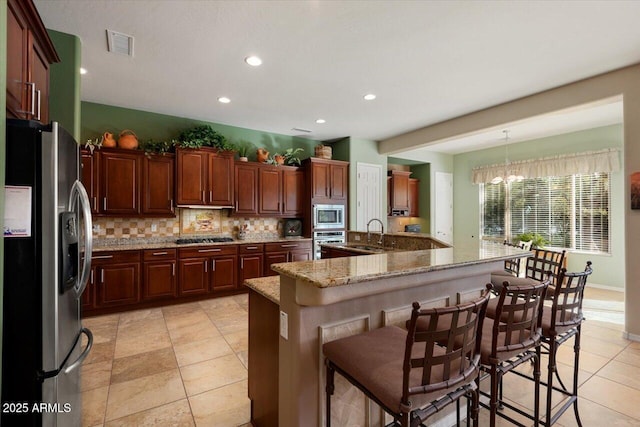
[2,120,93,426]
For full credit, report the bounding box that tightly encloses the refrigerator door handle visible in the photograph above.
[69,180,93,298]
[63,328,93,375]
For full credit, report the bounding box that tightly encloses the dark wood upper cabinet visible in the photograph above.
[233,162,304,218]
[143,154,175,216]
[209,153,234,206]
[176,149,207,205]
[235,163,259,215]
[282,169,304,217]
[176,148,234,207]
[81,150,100,214]
[306,157,349,202]
[259,167,282,215]
[409,178,420,217]
[389,170,411,212]
[101,151,142,216]
[6,0,59,122]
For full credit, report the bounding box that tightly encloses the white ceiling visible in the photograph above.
[35,1,640,147]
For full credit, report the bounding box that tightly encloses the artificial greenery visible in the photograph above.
[282,147,305,166]
[513,232,548,248]
[82,137,102,154]
[236,142,253,158]
[177,125,233,150]
[140,138,177,154]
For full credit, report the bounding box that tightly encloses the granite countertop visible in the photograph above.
[93,236,312,252]
[272,240,531,288]
[244,276,280,305]
[320,242,401,254]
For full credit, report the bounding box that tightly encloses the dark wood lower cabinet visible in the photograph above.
[211,256,237,292]
[248,289,279,427]
[178,257,210,296]
[84,241,312,316]
[94,252,141,308]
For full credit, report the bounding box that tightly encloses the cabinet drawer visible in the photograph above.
[92,250,141,264]
[239,243,265,254]
[179,245,238,258]
[143,248,177,261]
[264,241,312,252]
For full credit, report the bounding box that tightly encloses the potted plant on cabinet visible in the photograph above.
[177,125,233,151]
[282,147,305,166]
[236,143,251,162]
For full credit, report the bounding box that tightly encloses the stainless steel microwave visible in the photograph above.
[313,204,345,229]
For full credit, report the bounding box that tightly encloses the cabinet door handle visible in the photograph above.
[92,255,113,260]
[172,263,175,276]
[204,262,208,273]
[90,270,94,284]
[235,201,238,211]
[35,89,41,121]
[93,197,97,211]
[202,190,206,202]
[152,252,168,256]
[246,246,258,250]
[100,268,104,284]
[26,82,36,116]
[103,197,107,211]
[198,248,221,253]
[209,190,213,201]
[211,260,216,271]
[241,258,244,269]
[281,244,298,248]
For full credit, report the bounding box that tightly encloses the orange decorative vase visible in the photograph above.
[257,148,269,163]
[102,132,116,148]
[274,155,285,165]
[118,130,139,149]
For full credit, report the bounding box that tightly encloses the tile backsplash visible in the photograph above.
[92,209,282,240]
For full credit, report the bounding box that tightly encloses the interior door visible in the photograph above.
[435,171,453,244]
[356,162,382,231]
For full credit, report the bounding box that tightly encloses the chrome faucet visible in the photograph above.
[366,218,384,246]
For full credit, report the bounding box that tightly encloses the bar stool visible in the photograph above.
[323,285,492,427]
[478,279,549,427]
[540,262,593,426]
[490,241,531,293]
[488,248,565,317]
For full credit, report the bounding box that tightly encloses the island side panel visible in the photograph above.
[248,289,280,427]
[277,260,501,427]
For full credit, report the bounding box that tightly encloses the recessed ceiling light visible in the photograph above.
[218,97,231,104]
[79,67,87,75]
[315,119,326,124]
[364,93,376,101]
[245,56,262,66]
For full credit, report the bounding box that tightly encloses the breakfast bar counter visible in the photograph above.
[246,241,530,427]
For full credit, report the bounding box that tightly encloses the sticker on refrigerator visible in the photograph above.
[4,185,32,237]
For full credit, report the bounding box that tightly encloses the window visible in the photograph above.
[481,173,610,253]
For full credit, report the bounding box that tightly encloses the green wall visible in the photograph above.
[48,30,81,140]
[81,102,318,162]
[1,0,7,391]
[453,124,625,288]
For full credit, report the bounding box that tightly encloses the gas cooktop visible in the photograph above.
[175,237,235,244]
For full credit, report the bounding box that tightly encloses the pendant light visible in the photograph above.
[490,130,524,184]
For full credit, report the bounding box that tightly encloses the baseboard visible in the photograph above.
[623,331,640,342]
[587,282,625,292]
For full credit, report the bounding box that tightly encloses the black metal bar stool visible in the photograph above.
[323,285,492,427]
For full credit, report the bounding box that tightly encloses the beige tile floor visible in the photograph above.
[81,287,637,426]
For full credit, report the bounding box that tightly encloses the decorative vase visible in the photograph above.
[238,156,248,162]
[257,148,269,163]
[274,155,285,165]
[102,132,116,148]
[118,130,139,149]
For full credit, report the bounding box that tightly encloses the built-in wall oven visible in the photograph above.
[313,230,346,260]
[313,204,345,230]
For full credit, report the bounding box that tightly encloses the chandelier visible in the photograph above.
[490,130,524,184]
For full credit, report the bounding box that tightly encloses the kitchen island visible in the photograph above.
[245,241,530,427]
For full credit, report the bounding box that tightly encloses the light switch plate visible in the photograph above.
[354,235,361,241]
[280,310,288,340]
[151,224,158,232]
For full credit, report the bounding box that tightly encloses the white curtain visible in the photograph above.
[471,148,620,184]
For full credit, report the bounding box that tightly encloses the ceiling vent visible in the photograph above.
[291,127,312,133]
[106,30,134,57]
